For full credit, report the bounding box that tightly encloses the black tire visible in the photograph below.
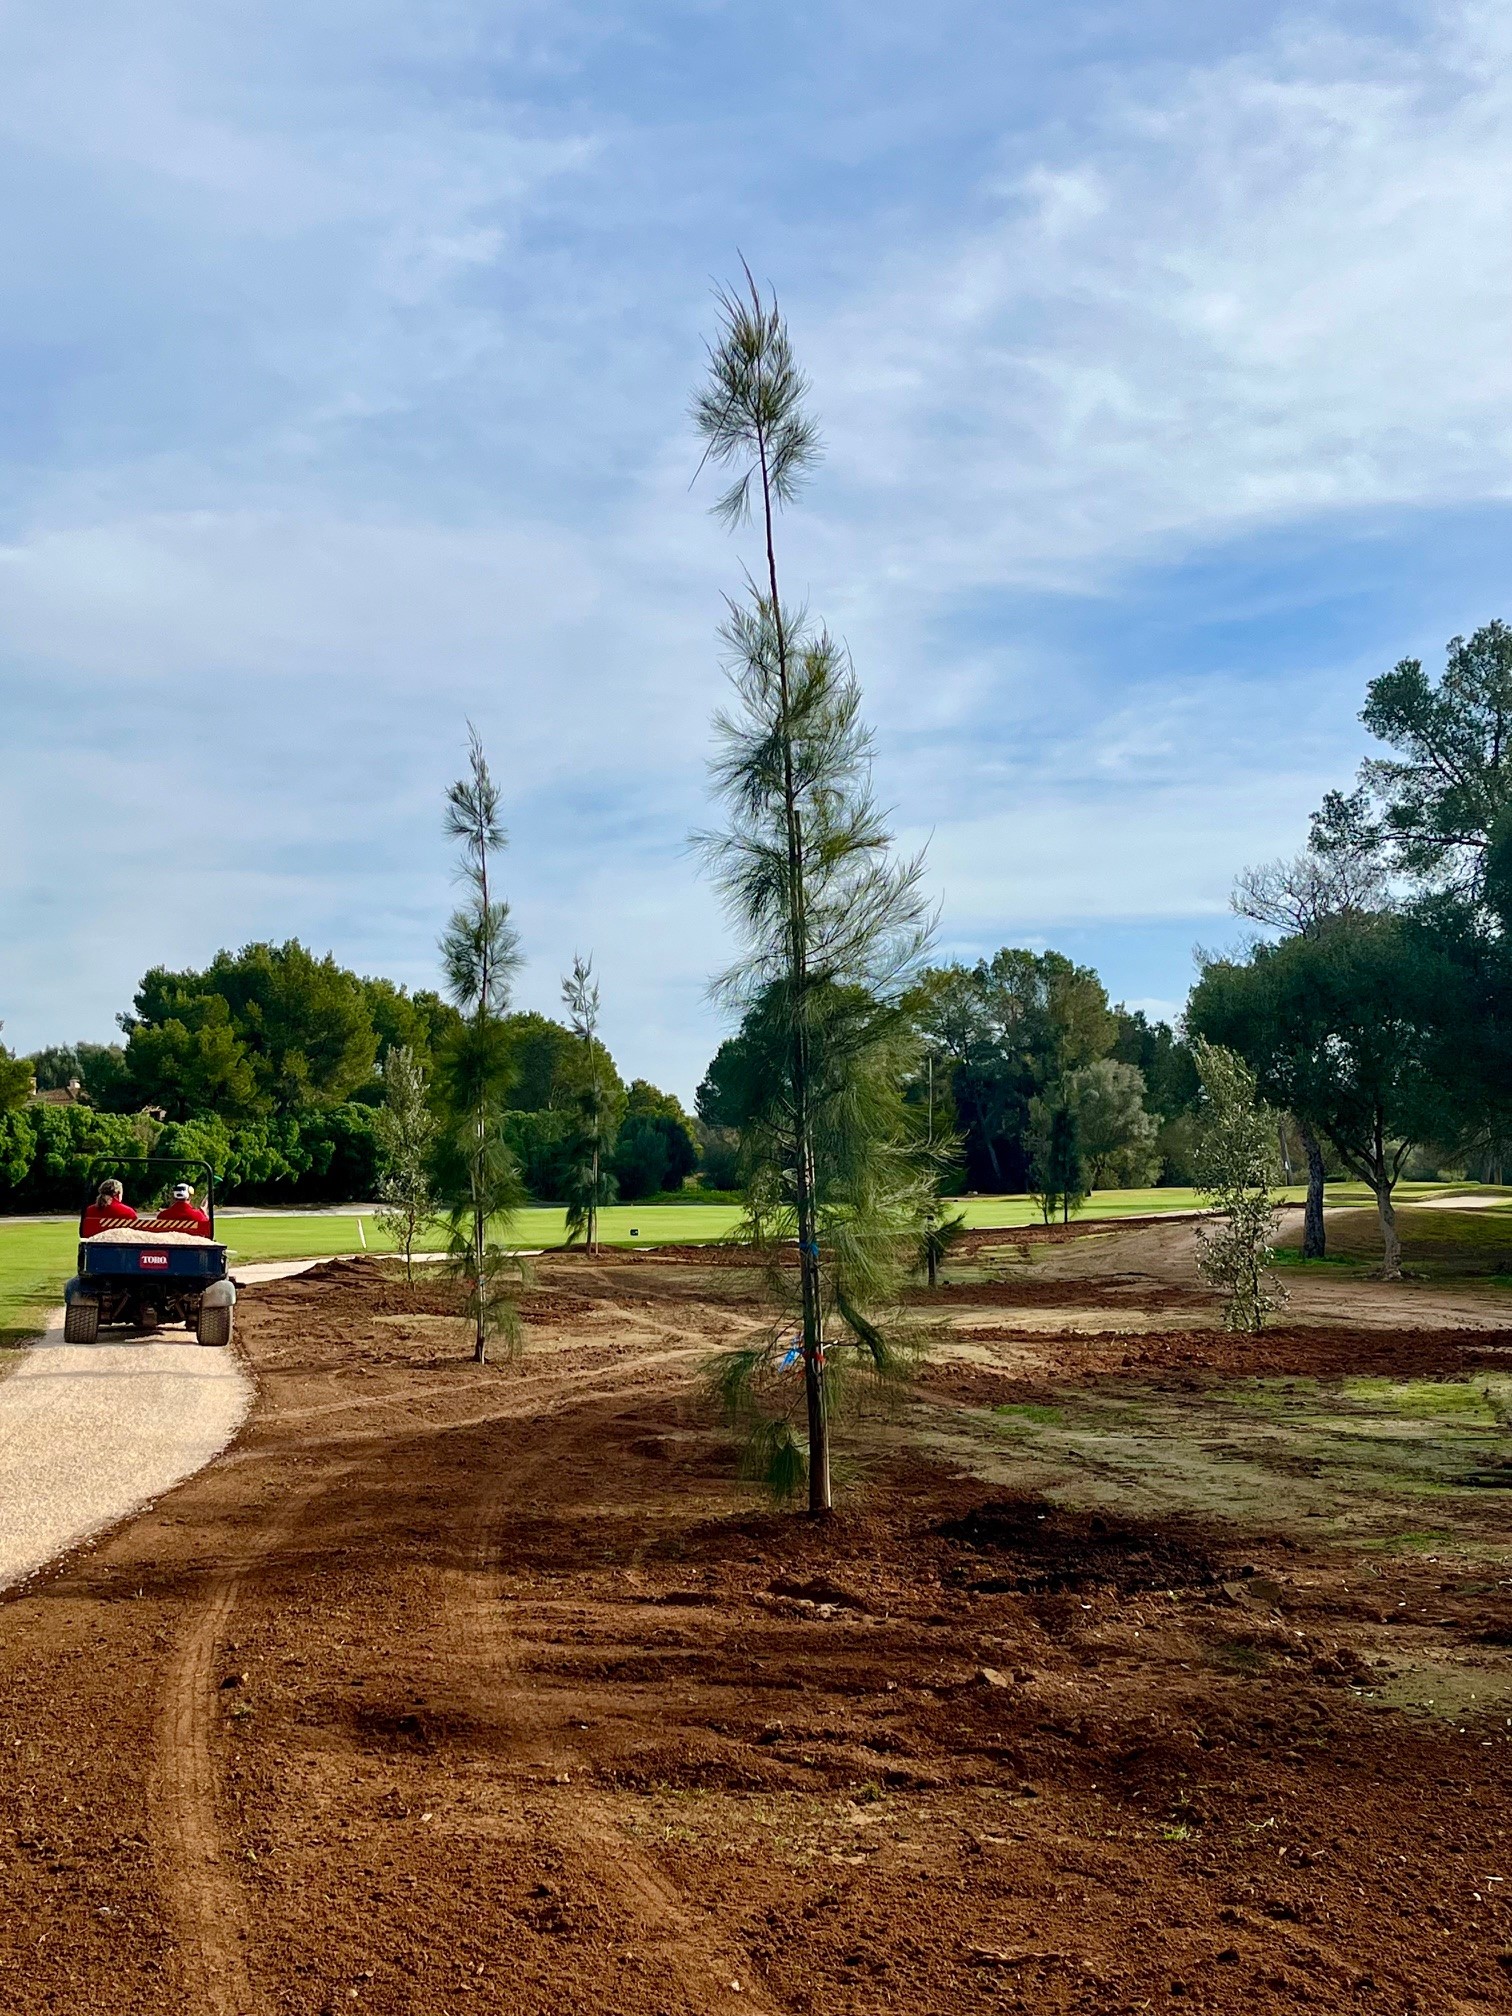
[64,1299,100,1344]
[196,1305,233,1349]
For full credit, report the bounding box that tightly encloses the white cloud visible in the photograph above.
[5,2,1512,1091]
[807,3,1512,593]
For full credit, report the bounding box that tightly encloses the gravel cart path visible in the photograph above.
[0,1262,318,1592]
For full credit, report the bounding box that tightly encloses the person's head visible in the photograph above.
[171,1182,194,1203]
[96,1178,123,1205]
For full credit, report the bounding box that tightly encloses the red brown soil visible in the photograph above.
[954,1213,1208,1259]
[920,1323,1512,1408]
[2,1254,1511,2014]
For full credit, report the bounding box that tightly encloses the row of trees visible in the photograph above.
[0,951,700,1209]
[697,948,1199,1213]
[1188,620,1512,1280]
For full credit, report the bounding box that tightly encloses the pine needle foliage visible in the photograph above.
[561,954,617,1253]
[693,270,932,1512]
[434,728,527,1364]
[1192,1037,1288,1333]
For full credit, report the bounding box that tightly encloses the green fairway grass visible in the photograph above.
[1277,1202,1512,1275]
[0,1179,1484,1346]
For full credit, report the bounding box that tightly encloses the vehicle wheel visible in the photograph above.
[196,1306,233,1348]
[63,1299,100,1344]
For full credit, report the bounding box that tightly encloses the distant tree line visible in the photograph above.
[696,945,1202,1205]
[0,929,1211,1216]
[0,940,699,1211]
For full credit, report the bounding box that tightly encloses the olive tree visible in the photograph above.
[373,1044,436,1284]
[1191,1038,1287,1332]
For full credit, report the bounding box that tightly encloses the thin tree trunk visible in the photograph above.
[474,834,492,1364]
[756,429,829,1517]
[473,1171,487,1363]
[1372,1110,1402,1282]
[1375,1183,1402,1280]
[1300,1123,1326,1260]
[926,1242,938,1290]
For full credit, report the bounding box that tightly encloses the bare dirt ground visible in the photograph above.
[2,1232,1512,2015]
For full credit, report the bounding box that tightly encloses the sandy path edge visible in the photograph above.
[0,1261,324,1593]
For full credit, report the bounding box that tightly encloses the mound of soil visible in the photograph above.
[940,1496,1223,1594]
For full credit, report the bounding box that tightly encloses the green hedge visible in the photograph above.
[0,1103,383,1211]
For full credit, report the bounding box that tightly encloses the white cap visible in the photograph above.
[172,1182,194,1199]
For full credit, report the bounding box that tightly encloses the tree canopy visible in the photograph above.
[1331,618,1512,894]
[1187,914,1478,1276]
[0,1028,33,1112]
[121,942,378,1118]
[905,950,1172,1192]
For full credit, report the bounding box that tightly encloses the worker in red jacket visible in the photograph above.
[80,1178,137,1238]
[160,1182,212,1236]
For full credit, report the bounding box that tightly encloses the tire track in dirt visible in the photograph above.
[448,1354,783,2014]
[147,1469,351,2016]
[149,1563,259,2016]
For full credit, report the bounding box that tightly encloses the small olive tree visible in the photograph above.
[1192,1037,1288,1332]
[374,1044,437,1284]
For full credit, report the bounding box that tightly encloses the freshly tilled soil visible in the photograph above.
[0,1252,1510,2013]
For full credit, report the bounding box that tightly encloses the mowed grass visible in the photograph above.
[0,1179,1486,1346]
[1277,1202,1512,1274]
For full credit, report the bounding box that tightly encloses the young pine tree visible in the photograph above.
[374,1043,437,1284]
[1030,1100,1087,1226]
[560,954,618,1254]
[1191,1038,1288,1333]
[916,1199,968,1289]
[694,270,932,1514]
[435,729,526,1364]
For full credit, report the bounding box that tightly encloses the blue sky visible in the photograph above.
[2,0,1511,1100]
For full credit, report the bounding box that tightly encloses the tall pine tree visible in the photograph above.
[694,270,932,1513]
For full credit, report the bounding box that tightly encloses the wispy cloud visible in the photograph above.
[809,3,1512,589]
[2,2,1510,1095]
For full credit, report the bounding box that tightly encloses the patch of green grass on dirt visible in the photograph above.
[1341,1376,1510,1421]
[918,1372,1512,1548]
[1366,1529,1467,1554]
[1370,1663,1512,1720]
[991,1402,1065,1430]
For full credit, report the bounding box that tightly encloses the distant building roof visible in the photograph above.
[30,1078,83,1107]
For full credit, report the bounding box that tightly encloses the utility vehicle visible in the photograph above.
[62,1156,237,1347]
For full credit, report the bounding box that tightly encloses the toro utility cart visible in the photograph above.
[63,1155,237,1347]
